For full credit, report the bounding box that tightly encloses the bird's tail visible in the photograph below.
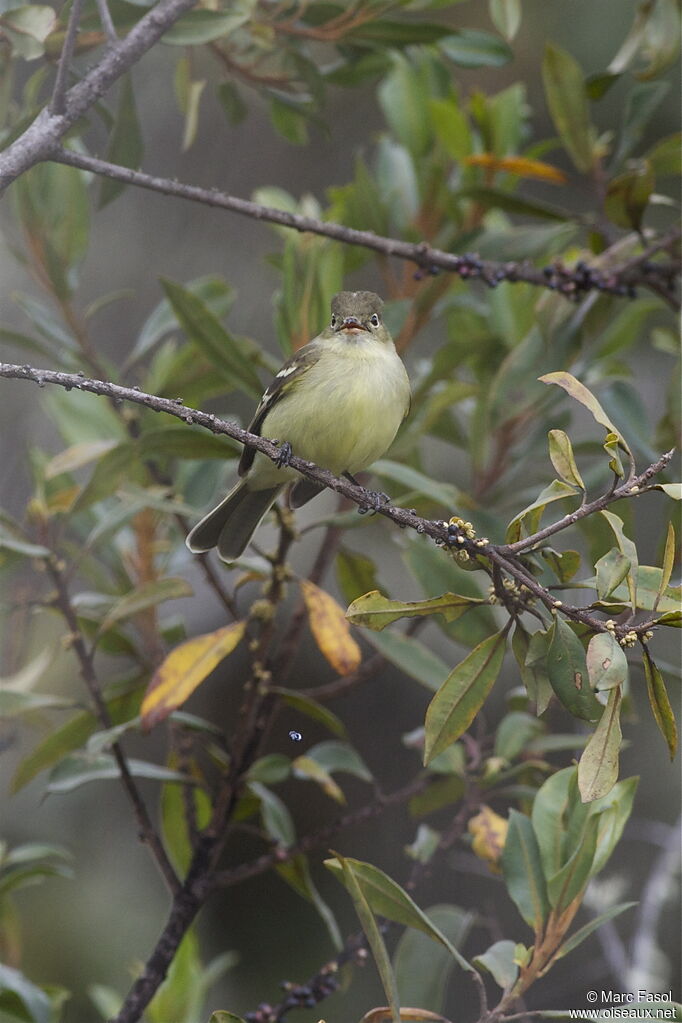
[186,480,282,561]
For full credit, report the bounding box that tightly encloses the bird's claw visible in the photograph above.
[358,489,390,515]
[276,441,293,469]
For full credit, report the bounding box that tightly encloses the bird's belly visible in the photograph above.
[256,350,407,485]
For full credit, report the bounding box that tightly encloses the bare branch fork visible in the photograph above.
[48,147,681,302]
[0,361,675,643]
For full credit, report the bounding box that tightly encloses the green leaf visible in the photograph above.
[547,814,599,911]
[512,624,553,713]
[302,740,372,782]
[270,687,347,738]
[328,854,401,1022]
[542,43,594,172]
[488,0,521,40]
[424,631,507,763]
[654,522,676,612]
[643,649,678,760]
[612,81,670,169]
[458,186,569,222]
[99,577,193,633]
[539,372,630,454]
[348,18,457,47]
[160,278,262,396]
[590,776,638,877]
[99,74,144,208]
[162,8,247,44]
[269,93,310,145]
[373,459,460,510]
[502,809,549,931]
[585,633,628,691]
[473,939,519,989]
[47,754,193,793]
[276,853,342,950]
[70,442,137,513]
[363,628,450,692]
[600,511,638,609]
[208,1013,246,1023]
[652,483,682,500]
[217,81,247,126]
[378,54,432,157]
[647,132,682,177]
[346,590,485,631]
[393,904,473,1009]
[138,426,238,461]
[595,548,632,601]
[547,617,602,722]
[440,29,512,68]
[161,756,211,874]
[335,548,378,605]
[0,4,55,58]
[494,712,545,763]
[11,686,142,792]
[505,479,579,543]
[45,439,120,479]
[556,901,637,960]
[429,98,472,161]
[0,963,51,1023]
[548,430,585,490]
[578,687,622,803]
[541,548,581,584]
[0,526,50,558]
[325,856,472,973]
[605,160,655,232]
[531,766,575,878]
[0,689,75,717]
[248,782,295,846]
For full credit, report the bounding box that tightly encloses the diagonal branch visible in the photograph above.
[48,147,681,303]
[0,361,675,643]
[0,0,198,192]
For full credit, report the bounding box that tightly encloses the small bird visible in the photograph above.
[186,290,411,562]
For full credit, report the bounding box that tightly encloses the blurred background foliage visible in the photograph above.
[0,0,680,1021]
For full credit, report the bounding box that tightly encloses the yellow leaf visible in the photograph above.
[292,755,346,804]
[468,806,509,874]
[141,621,246,729]
[300,579,361,676]
[464,153,567,183]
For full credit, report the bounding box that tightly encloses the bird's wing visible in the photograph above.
[238,341,320,476]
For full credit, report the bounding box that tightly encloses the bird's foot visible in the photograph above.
[275,441,293,468]
[357,488,391,515]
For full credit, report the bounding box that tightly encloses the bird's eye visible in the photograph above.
[331,314,337,328]
[370,313,380,327]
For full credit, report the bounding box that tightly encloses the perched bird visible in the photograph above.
[186,290,411,562]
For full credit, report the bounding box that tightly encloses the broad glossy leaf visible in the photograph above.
[473,939,518,988]
[578,688,622,803]
[70,442,136,513]
[0,963,51,1023]
[45,439,119,479]
[248,782,295,846]
[300,579,361,676]
[373,459,460,510]
[595,548,631,601]
[440,29,512,68]
[325,856,471,972]
[346,590,485,631]
[556,901,636,959]
[247,754,291,786]
[605,161,655,232]
[100,577,193,634]
[590,776,638,876]
[458,185,569,221]
[162,8,247,44]
[138,427,238,461]
[393,904,472,1009]
[424,631,507,763]
[547,814,599,911]
[99,73,144,207]
[548,430,585,490]
[541,548,581,584]
[539,372,630,453]
[547,618,602,722]
[502,809,549,931]
[585,633,628,691]
[612,81,670,169]
[488,0,521,40]
[276,853,342,950]
[531,766,575,878]
[494,711,544,762]
[362,628,450,692]
[336,548,379,604]
[302,740,372,782]
[47,753,193,793]
[141,621,245,729]
[542,43,593,172]
[161,278,262,396]
[378,54,432,157]
[505,479,579,543]
[643,650,678,760]
[328,853,401,1021]
[292,756,345,803]
[512,625,552,714]
[600,511,638,609]
[161,755,211,873]
[270,686,347,738]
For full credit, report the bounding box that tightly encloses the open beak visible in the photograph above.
[339,315,363,333]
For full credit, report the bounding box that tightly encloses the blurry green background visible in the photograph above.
[0,1,680,1021]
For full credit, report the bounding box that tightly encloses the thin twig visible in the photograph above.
[0,361,675,646]
[45,556,181,895]
[95,0,118,43]
[48,148,681,303]
[50,0,85,115]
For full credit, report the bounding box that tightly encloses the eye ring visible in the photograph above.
[330,314,337,328]
[370,313,380,327]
